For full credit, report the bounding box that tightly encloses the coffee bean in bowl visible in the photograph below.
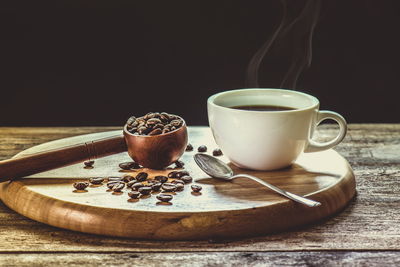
[123,112,188,169]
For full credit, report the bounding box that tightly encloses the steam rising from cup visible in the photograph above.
[246,0,321,89]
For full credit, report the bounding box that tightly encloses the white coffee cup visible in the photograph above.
[207,88,347,170]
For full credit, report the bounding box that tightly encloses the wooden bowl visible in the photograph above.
[123,118,188,169]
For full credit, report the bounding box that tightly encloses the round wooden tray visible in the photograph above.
[0,127,356,240]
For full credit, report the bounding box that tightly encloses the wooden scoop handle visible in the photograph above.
[0,135,127,183]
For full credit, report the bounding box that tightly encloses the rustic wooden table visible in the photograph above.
[0,125,399,266]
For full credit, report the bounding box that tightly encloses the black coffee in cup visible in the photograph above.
[230,105,295,111]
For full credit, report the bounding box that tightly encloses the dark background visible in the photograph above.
[1,0,399,126]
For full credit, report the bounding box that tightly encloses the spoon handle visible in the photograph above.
[233,174,321,207]
[0,135,127,183]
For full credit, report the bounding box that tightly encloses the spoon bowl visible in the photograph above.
[194,153,321,207]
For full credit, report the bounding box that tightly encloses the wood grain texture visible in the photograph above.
[0,127,355,240]
[1,252,399,267]
[0,125,398,254]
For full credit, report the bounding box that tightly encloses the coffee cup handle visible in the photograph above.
[304,110,347,153]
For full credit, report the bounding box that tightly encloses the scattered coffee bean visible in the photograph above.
[112,182,125,192]
[126,180,138,188]
[132,182,145,190]
[175,183,184,191]
[155,175,168,183]
[138,186,152,195]
[172,179,184,185]
[212,148,223,156]
[174,160,185,168]
[73,182,89,190]
[119,162,138,170]
[176,171,190,178]
[157,194,173,202]
[151,182,162,191]
[191,184,202,192]
[198,145,207,152]
[162,183,177,192]
[126,112,184,136]
[84,160,94,167]
[168,171,179,178]
[107,181,120,189]
[128,191,140,199]
[135,172,148,182]
[185,143,193,151]
[89,177,104,185]
[180,175,193,184]
[122,175,135,183]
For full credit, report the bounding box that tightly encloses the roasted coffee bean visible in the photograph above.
[151,182,162,191]
[172,179,184,185]
[198,145,207,152]
[148,128,162,136]
[73,182,89,190]
[174,160,185,168]
[185,143,193,151]
[126,116,136,126]
[146,118,162,126]
[159,114,169,122]
[89,177,104,185]
[168,171,179,178]
[128,127,138,134]
[128,191,140,199]
[162,183,177,192]
[154,123,165,129]
[135,172,148,182]
[138,126,149,135]
[175,183,184,191]
[168,114,178,120]
[160,112,171,120]
[170,126,177,131]
[155,175,168,183]
[107,181,120,189]
[212,148,223,156]
[138,186,152,195]
[132,120,139,127]
[119,162,136,170]
[162,128,170,134]
[126,180,138,188]
[84,160,94,167]
[170,119,182,127]
[191,184,202,192]
[112,182,125,192]
[157,193,173,202]
[181,175,193,184]
[176,171,190,178]
[132,182,145,190]
[144,112,156,120]
[122,175,135,183]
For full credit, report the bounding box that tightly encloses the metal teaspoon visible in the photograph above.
[194,153,321,207]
